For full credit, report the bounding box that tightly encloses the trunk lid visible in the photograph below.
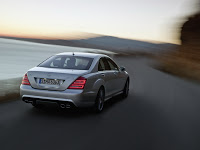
[27,67,89,91]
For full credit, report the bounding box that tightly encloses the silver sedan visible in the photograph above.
[20,52,129,112]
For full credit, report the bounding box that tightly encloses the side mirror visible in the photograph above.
[120,66,126,72]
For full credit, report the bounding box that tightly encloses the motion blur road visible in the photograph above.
[1,57,200,150]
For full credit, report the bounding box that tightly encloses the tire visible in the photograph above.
[94,88,105,113]
[122,79,129,98]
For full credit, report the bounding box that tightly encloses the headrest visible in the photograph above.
[53,60,60,67]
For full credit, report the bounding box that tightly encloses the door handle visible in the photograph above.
[114,71,118,76]
[101,73,105,77]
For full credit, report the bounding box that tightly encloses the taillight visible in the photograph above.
[68,77,87,89]
[22,73,31,85]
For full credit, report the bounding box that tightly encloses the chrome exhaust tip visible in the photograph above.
[24,99,32,104]
[24,100,29,103]
[60,103,66,109]
[66,104,71,109]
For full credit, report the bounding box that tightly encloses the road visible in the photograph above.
[0,56,200,150]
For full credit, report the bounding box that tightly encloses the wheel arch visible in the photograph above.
[127,76,130,82]
[92,78,105,93]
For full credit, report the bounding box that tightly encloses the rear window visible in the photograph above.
[38,55,93,70]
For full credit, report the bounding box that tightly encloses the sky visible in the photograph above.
[0,0,198,44]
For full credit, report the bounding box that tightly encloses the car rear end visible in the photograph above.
[20,54,98,108]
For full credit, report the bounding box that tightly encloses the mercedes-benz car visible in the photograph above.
[20,52,129,112]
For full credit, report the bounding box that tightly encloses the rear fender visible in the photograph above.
[92,79,105,92]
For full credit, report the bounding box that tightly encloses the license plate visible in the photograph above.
[39,78,60,85]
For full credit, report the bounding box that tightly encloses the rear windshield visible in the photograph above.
[38,55,93,70]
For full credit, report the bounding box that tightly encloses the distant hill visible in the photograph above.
[75,36,177,53]
[0,35,178,54]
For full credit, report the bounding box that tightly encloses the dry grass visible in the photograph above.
[156,48,200,82]
[0,93,20,103]
[0,78,21,103]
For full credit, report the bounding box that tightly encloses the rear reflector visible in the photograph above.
[68,77,87,89]
[22,73,31,85]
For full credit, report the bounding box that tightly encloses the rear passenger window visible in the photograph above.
[107,58,119,70]
[102,58,111,70]
[98,57,112,71]
[98,58,105,71]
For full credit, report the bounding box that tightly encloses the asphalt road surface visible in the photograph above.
[1,57,200,150]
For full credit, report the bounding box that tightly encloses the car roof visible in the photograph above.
[56,52,108,58]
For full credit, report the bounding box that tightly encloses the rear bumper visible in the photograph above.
[20,85,96,107]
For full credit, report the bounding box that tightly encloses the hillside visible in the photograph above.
[0,35,177,54]
[76,36,177,53]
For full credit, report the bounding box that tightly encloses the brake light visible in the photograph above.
[22,73,30,85]
[68,77,87,89]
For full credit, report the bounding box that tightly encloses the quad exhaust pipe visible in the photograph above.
[23,98,71,109]
[66,104,71,109]
[24,99,33,104]
[60,103,71,109]
[60,103,66,109]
